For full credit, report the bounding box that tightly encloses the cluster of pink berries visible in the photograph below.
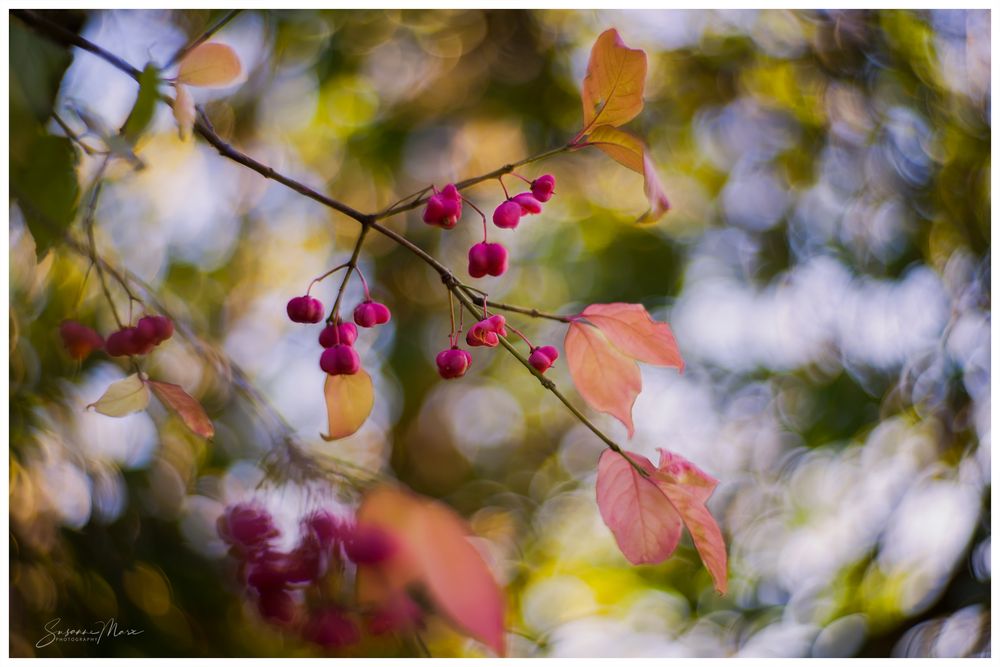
[286,294,391,376]
[59,315,174,361]
[218,502,422,648]
[422,174,556,280]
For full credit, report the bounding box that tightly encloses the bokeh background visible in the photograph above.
[9,8,991,658]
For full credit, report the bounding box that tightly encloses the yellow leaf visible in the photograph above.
[321,370,374,441]
[147,379,214,438]
[585,125,671,223]
[581,28,647,131]
[177,42,242,87]
[173,84,195,140]
[87,374,149,417]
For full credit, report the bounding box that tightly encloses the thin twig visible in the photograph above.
[13,10,644,474]
[166,9,243,68]
[466,294,574,323]
[329,225,371,323]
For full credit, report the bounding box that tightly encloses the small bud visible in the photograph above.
[492,200,522,229]
[287,295,325,324]
[531,174,556,202]
[217,502,280,550]
[257,588,297,625]
[320,344,361,375]
[436,346,472,379]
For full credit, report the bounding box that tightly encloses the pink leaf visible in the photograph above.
[639,152,671,223]
[596,450,682,564]
[355,486,506,656]
[582,303,684,370]
[652,450,728,594]
[565,318,642,437]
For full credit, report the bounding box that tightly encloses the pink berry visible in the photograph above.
[354,300,391,328]
[371,301,391,325]
[320,344,361,375]
[303,608,361,648]
[287,295,324,324]
[468,242,489,278]
[484,242,508,276]
[59,320,104,361]
[512,192,542,214]
[492,199,522,229]
[105,327,151,357]
[342,523,396,564]
[466,314,506,347]
[423,184,463,229]
[531,174,556,202]
[217,502,280,550]
[529,345,560,373]
[319,321,358,347]
[436,347,472,379]
[302,510,344,550]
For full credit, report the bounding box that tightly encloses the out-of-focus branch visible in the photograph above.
[166,9,243,67]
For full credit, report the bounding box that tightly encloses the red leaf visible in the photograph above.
[652,449,728,594]
[596,450,682,564]
[581,303,683,370]
[355,486,506,656]
[565,318,642,437]
[147,379,214,438]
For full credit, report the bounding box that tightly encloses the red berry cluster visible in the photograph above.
[59,315,173,361]
[217,502,422,648]
[420,174,556,280]
[286,292,391,377]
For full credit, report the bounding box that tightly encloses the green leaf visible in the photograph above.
[11,134,80,259]
[87,374,150,417]
[123,63,162,145]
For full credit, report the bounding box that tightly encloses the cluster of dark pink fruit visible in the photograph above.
[422,174,556,280]
[286,294,391,377]
[419,175,561,380]
[218,502,422,649]
[59,315,174,361]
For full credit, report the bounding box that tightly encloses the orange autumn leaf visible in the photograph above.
[585,125,671,223]
[581,28,647,131]
[565,303,684,436]
[147,379,214,438]
[177,42,242,87]
[355,485,506,656]
[565,317,642,437]
[321,370,374,441]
